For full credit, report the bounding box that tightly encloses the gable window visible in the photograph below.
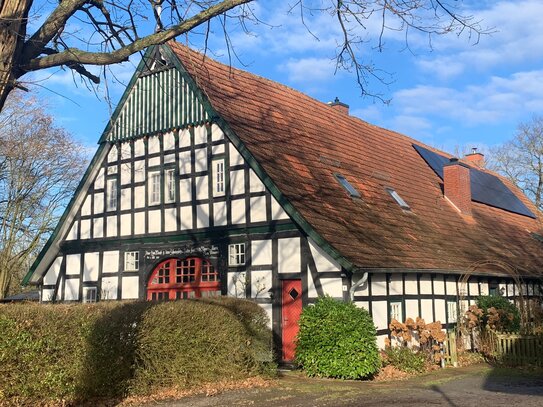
[390,301,403,323]
[83,287,97,303]
[106,178,118,211]
[213,159,225,196]
[334,173,361,198]
[228,243,245,266]
[125,251,139,271]
[386,188,410,210]
[165,169,176,203]
[149,171,161,205]
[447,301,458,323]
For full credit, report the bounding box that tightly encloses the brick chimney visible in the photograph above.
[464,147,485,168]
[443,158,472,215]
[328,97,349,115]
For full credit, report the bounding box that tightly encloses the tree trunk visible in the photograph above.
[0,0,32,111]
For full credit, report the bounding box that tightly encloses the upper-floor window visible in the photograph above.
[106,178,118,211]
[149,171,161,205]
[165,169,176,203]
[125,251,140,271]
[214,159,225,196]
[334,173,361,198]
[228,243,245,266]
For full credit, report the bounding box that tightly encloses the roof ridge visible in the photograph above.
[169,41,464,160]
[169,41,334,106]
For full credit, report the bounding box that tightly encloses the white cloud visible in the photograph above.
[351,105,384,123]
[390,69,543,127]
[279,57,337,83]
[416,58,466,80]
[389,115,433,135]
[415,1,543,79]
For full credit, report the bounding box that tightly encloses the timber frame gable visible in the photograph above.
[25,44,353,288]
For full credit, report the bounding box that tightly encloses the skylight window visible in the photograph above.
[334,173,361,198]
[386,188,410,210]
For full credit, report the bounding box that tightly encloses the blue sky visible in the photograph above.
[28,0,543,157]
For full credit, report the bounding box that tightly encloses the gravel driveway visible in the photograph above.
[141,364,543,407]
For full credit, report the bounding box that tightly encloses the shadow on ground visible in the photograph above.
[142,364,543,407]
[482,366,543,396]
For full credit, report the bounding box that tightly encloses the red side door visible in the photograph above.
[281,279,302,362]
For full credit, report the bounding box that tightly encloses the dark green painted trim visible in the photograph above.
[355,267,536,279]
[23,142,110,285]
[160,44,356,273]
[98,46,157,144]
[59,222,299,251]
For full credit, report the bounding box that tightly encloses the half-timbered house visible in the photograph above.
[24,42,543,361]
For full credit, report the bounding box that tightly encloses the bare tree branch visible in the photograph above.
[0,92,88,298]
[1,0,492,110]
[491,116,543,213]
[21,0,253,72]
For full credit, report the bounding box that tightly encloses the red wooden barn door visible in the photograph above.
[281,279,302,362]
[146,257,220,300]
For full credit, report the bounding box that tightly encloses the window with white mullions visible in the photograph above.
[106,178,118,211]
[213,159,225,196]
[83,287,97,303]
[447,301,458,323]
[228,243,245,266]
[165,169,176,203]
[390,301,403,323]
[149,171,161,205]
[125,251,139,271]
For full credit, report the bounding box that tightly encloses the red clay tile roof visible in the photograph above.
[170,42,543,277]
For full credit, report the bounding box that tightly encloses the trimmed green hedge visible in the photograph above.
[295,296,380,379]
[0,298,273,405]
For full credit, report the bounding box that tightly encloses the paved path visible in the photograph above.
[141,364,543,407]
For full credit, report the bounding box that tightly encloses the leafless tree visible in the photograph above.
[0,0,490,111]
[0,92,87,298]
[491,116,543,212]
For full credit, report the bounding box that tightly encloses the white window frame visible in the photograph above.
[165,168,176,203]
[390,301,403,323]
[386,187,410,210]
[106,178,118,211]
[124,251,140,271]
[213,159,225,196]
[228,243,246,266]
[149,171,161,205]
[447,300,458,323]
[334,173,361,198]
[83,287,97,303]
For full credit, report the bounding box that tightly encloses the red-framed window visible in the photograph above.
[147,257,220,301]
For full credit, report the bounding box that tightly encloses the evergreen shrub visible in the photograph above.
[295,296,380,379]
[0,298,273,405]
